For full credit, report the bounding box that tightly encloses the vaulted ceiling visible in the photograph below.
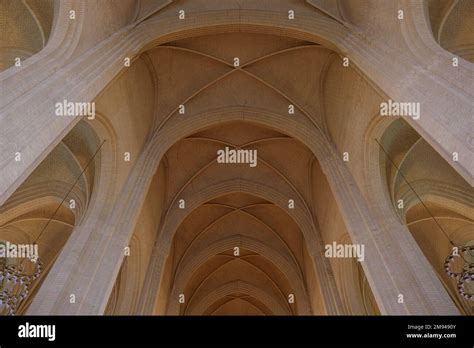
[161,123,316,315]
[1,0,472,316]
[136,31,331,315]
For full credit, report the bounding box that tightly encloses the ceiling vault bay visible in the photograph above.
[107,28,374,316]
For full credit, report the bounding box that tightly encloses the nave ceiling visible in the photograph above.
[0,0,472,316]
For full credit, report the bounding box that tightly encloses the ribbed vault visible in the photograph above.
[165,192,311,315]
[99,27,440,316]
[151,119,324,315]
[2,0,470,317]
